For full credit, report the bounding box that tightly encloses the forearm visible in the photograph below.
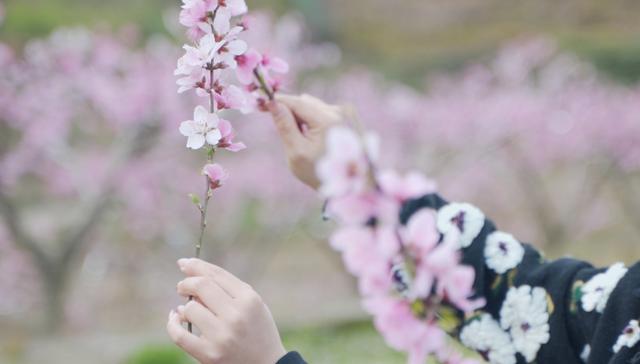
[401,193,640,363]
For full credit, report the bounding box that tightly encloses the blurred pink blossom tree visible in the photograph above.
[1,13,638,335]
[0,12,337,330]
[310,38,640,249]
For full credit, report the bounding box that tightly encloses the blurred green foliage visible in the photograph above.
[0,0,171,44]
[281,321,406,364]
[125,344,192,364]
[125,322,405,364]
[567,39,640,84]
[2,0,640,85]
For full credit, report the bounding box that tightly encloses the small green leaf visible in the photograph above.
[188,193,200,205]
[207,147,215,160]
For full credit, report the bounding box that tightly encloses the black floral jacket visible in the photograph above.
[278,194,640,364]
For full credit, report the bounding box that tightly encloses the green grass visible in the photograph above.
[1,0,170,43]
[126,321,406,364]
[125,344,192,364]
[281,321,406,364]
[126,320,483,363]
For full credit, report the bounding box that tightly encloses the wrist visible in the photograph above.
[275,351,306,364]
[265,344,287,364]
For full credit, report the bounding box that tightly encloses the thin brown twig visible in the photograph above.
[253,68,274,101]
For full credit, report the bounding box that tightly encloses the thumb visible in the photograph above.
[267,101,304,149]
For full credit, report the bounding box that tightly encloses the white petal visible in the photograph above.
[227,0,248,16]
[186,134,205,149]
[326,126,362,158]
[193,105,209,123]
[227,26,244,37]
[179,120,195,136]
[204,112,219,127]
[227,40,247,55]
[213,9,231,34]
[206,129,222,145]
[199,34,219,53]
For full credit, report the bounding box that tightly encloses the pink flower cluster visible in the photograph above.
[319,127,484,364]
[177,0,288,113]
[176,0,287,189]
[175,0,289,293]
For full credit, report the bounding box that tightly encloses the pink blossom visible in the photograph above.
[402,209,439,257]
[175,34,222,76]
[216,119,246,152]
[423,240,460,276]
[214,84,249,112]
[212,9,232,36]
[330,227,393,295]
[375,226,401,260]
[202,163,228,189]
[327,192,399,226]
[212,0,248,34]
[216,27,247,68]
[411,263,435,300]
[221,0,248,16]
[316,127,379,197]
[258,53,289,91]
[327,194,375,225]
[330,227,391,272]
[261,53,289,74]
[436,264,484,313]
[379,170,437,202]
[358,261,393,296]
[179,0,217,40]
[176,67,206,94]
[235,48,262,84]
[364,296,447,364]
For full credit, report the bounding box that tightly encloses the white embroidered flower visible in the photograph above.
[460,313,517,364]
[484,231,525,274]
[613,320,640,353]
[179,105,222,150]
[581,262,627,313]
[580,344,590,362]
[500,285,550,362]
[437,202,485,248]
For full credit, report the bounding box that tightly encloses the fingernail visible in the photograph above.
[177,305,185,314]
[177,258,189,270]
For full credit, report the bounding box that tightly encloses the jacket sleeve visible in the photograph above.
[400,193,640,364]
[276,351,307,364]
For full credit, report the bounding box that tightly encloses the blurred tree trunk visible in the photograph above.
[506,144,610,249]
[0,190,110,332]
[0,123,157,332]
[43,267,66,332]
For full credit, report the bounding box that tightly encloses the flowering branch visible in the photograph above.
[317,126,484,364]
[253,68,274,100]
[175,0,288,333]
